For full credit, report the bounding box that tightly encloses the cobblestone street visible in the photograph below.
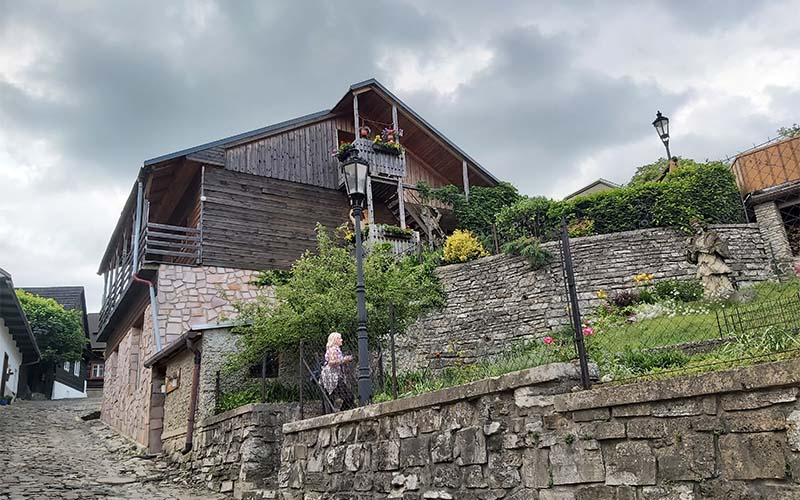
[0,398,230,500]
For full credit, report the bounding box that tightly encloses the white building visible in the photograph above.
[0,268,40,400]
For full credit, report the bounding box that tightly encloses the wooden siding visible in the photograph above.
[733,136,800,195]
[225,119,342,190]
[201,167,351,270]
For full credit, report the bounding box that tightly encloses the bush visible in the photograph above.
[614,348,690,375]
[610,290,639,308]
[418,181,522,243]
[500,236,553,269]
[214,381,300,414]
[496,161,744,241]
[443,230,489,264]
[654,279,704,302]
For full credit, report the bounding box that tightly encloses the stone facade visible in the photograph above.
[164,402,304,499]
[398,224,772,372]
[161,326,247,453]
[279,358,800,499]
[154,265,265,346]
[102,264,268,449]
[754,201,795,266]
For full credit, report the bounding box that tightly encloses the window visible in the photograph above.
[63,361,70,372]
[91,363,105,379]
[73,361,80,377]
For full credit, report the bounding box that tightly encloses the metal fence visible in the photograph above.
[558,195,800,386]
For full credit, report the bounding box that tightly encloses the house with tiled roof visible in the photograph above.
[0,268,40,400]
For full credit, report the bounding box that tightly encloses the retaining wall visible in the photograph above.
[279,358,800,499]
[397,224,772,372]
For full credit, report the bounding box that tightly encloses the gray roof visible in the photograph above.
[0,268,40,363]
[23,286,90,338]
[86,312,105,351]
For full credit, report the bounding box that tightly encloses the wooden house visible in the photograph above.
[96,79,499,449]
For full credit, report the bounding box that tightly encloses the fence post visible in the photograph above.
[560,218,591,390]
[299,341,305,419]
[492,223,500,254]
[214,370,221,406]
[389,302,398,399]
[260,353,267,403]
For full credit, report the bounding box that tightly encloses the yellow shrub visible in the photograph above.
[443,230,489,264]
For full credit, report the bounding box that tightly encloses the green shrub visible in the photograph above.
[443,230,489,264]
[496,161,744,240]
[418,181,522,243]
[614,348,690,375]
[653,279,704,302]
[214,381,300,414]
[501,237,553,269]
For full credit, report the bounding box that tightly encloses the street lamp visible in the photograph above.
[652,111,672,159]
[340,154,372,405]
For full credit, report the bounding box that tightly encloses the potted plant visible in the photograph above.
[333,142,356,162]
[372,128,404,156]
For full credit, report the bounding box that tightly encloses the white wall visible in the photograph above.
[52,379,87,400]
[0,318,24,398]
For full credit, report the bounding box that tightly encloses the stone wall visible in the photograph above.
[279,358,800,499]
[398,224,772,372]
[164,402,304,499]
[103,264,268,449]
[101,325,156,447]
[754,201,795,265]
[154,265,266,347]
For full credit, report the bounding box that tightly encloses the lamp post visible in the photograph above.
[340,154,373,405]
[652,111,672,160]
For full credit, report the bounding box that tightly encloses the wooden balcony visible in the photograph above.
[350,138,405,178]
[98,222,200,333]
[366,224,420,258]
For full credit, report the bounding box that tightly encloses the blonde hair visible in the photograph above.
[326,332,343,349]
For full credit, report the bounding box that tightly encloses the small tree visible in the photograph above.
[777,123,800,139]
[16,290,86,393]
[228,225,445,370]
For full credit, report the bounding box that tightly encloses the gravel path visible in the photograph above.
[0,398,230,500]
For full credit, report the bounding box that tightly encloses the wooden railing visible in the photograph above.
[349,138,406,178]
[98,222,200,332]
[367,224,421,258]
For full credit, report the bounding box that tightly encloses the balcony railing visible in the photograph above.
[367,224,420,258]
[349,138,406,178]
[98,222,200,333]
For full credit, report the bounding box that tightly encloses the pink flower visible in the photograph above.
[582,327,595,336]
[543,336,554,345]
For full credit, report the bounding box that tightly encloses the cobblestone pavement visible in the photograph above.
[0,398,230,500]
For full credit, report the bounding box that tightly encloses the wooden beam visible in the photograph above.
[397,179,406,229]
[366,176,375,225]
[392,105,399,143]
[462,160,470,200]
[353,93,360,136]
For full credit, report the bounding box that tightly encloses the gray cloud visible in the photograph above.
[1,0,799,310]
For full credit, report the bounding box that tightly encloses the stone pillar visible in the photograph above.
[753,201,793,265]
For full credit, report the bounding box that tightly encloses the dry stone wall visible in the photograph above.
[398,224,772,372]
[278,358,800,499]
[164,402,304,499]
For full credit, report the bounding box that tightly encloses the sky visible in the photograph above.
[1,0,799,311]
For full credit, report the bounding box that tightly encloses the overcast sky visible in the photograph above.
[2,0,799,311]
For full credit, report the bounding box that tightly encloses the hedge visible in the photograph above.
[496,161,745,241]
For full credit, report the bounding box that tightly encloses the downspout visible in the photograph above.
[132,274,163,352]
[182,334,201,454]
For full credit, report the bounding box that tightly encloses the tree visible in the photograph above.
[16,290,86,366]
[629,157,703,185]
[777,123,800,139]
[228,225,445,370]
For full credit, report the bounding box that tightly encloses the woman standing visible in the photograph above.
[320,332,354,410]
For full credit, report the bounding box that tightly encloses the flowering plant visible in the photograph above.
[372,127,404,155]
[794,262,800,277]
[333,142,356,161]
